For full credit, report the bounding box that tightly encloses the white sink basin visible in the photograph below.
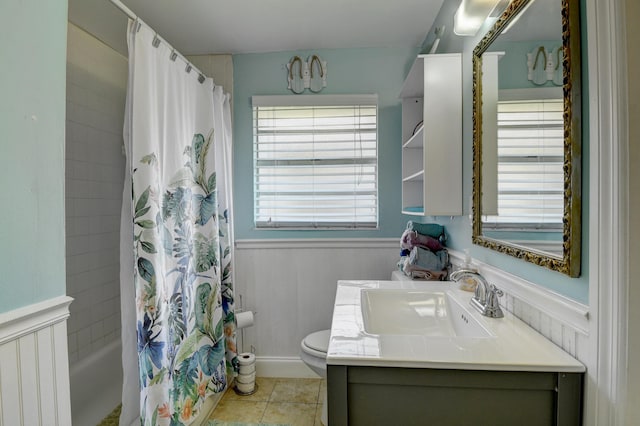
[360,288,492,338]
[326,280,585,373]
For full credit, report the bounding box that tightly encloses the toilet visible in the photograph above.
[301,329,330,425]
[300,329,330,377]
[301,272,402,425]
[391,269,413,282]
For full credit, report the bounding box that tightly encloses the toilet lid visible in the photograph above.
[303,329,330,353]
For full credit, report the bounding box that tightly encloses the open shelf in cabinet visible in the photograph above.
[400,54,462,217]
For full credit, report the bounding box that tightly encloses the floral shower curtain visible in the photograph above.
[119,20,237,426]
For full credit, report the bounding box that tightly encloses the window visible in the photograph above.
[483,97,564,230]
[252,95,378,229]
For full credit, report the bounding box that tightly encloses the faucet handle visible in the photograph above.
[486,285,504,318]
[489,284,503,298]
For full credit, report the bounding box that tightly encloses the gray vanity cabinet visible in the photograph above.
[327,365,582,426]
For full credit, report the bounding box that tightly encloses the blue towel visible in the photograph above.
[406,221,446,243]
[408,247,448,271]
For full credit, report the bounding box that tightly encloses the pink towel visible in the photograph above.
[400,229,444,252]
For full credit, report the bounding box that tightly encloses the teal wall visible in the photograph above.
[232,2,589,302]
[233,47,419,240]
[418,0,589,303]
[0,0,68,312]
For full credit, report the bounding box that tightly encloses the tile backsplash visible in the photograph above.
[450,251,589,365]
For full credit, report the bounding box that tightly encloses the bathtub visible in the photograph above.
[70,339,123,426]
[69,337,227,425]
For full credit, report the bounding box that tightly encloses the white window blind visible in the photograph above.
[483,98,564,228]
[252,95,378,229]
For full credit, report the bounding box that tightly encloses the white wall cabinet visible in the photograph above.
[400,54,462,216]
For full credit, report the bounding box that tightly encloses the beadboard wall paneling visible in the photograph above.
[235,239,399,357]
[0,296,73,426]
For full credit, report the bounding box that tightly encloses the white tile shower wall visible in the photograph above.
[65,23,127,364]
[234,239,399,357]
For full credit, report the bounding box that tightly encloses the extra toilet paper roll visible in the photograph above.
[237,371,256,384]
[236,311,254,329]
[239,363,256,375]
[238,352,256,366]
[236,381,255,394]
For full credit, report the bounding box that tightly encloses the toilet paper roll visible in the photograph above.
[236,311,254,329]
[239,363,256,375]
[236,381,255,394]
[237,371,256,384]
[238,352,256,366]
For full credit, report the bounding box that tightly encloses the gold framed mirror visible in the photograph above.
[472,0,581,277]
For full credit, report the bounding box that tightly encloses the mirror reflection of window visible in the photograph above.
[494,98,564,227]
[482,89,564,255]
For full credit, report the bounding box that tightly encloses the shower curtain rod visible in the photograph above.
[107,0,207,83]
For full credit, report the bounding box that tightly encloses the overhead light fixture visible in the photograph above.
[453,0,503,36]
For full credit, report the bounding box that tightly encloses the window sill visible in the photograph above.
[235,238,398,249]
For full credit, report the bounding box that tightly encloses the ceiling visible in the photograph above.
[69,0,447,56]
[496,0,562,43]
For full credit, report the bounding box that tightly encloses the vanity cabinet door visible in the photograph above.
[328,365,582,426]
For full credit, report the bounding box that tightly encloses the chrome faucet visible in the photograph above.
[450,269,504,318]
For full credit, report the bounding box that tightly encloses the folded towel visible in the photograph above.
[403,267,449,281]
[406,221,446,243]
[400,229,444,252]
[409,247,448,271]
[401,247,449,280]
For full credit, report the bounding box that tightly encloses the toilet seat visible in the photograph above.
[303,329,330,353]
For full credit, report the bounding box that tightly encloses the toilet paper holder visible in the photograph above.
[236,295,258,319]
[236,295,257,355]
[236,310,255,329]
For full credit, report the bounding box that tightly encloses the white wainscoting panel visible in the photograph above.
[0,296,73,426]
[235,239,399,359]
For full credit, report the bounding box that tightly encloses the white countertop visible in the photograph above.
[326,280,585,373]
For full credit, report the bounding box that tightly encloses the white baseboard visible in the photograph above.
[256,356,319,378]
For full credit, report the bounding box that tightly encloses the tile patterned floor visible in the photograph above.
[209,378,325,426]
